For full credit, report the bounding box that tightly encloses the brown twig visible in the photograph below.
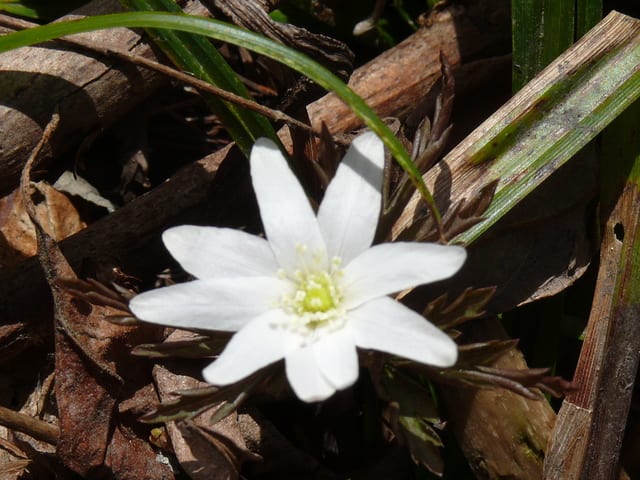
[0,405,59,446]
[0,15,322,138]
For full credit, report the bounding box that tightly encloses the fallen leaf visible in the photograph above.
[0,182,85,266]
[19,117,172,479]
[153,351,261,480]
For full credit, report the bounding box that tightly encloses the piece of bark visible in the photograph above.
[304,0,510,135]
[0,0,510,361]
[440,318,557,480]
[0,0,211,198]
[543,223,636,480]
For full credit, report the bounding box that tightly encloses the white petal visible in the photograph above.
[312,326,359,390]
[250,138,327,271]
[129,276,289,332]
[163,225,278,278]
[202,311,293,385]
[285,347,336,402]
[350,297,457,367]
[317,131,384,263]
[343,243,466,308]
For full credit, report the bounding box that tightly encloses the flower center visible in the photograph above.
[278,247,346,341]
[298,272,337,313]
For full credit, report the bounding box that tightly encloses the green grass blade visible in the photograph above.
[0,0,89,20]
[120,0,276,157]
[454,12,640,244]
[576,0,603,38]
[511,0,576,92]
[512,0,603,91]
[0,2,38,18]
[0,11,438,221]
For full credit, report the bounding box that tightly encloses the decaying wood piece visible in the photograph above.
[0,0,510,359]
[544,203,638,480]
[440,319,556,479]
[305,0,511,135]
[0,0,210,198]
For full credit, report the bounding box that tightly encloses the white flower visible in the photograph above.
[129,132,466,402]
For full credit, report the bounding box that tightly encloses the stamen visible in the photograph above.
[278,243,346,344]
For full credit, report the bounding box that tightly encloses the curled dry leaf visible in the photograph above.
[0,182,85,267]
[424,286,496,331]
[36,209,171,479]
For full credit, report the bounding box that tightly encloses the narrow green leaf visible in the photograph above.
[512,0,576,91]
[576,0,603,38]
[0,11,439,221]
[0,3,38,18]
[454,12,640,245]
[0,0,88,19]
[120,0,276,157]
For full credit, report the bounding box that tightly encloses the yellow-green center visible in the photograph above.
[278,253,346,340]
[298,272,337,313]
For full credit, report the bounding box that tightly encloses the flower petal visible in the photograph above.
[250,138,326,271]
[285,347,336,402]
[129,276,290,332]
[312,326,359,390]
[350,296,457,367]
[163,225,278,278]
[317,131,384,263]
[343,242,466,308]
[202,310,293,385]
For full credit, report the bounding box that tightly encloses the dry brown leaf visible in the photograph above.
[20,116,172,479]
[152,331,261,480]
[0,183,85,267]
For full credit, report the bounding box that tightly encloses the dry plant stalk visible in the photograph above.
[544,187,638,480]
[544,110,640,479]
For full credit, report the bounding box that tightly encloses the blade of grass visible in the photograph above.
[393,12,640,247]
[0,2,38,18]
[576,0,603,38]
[511,0,576,92]
[0,10,441,224]
[512,0,603,91]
